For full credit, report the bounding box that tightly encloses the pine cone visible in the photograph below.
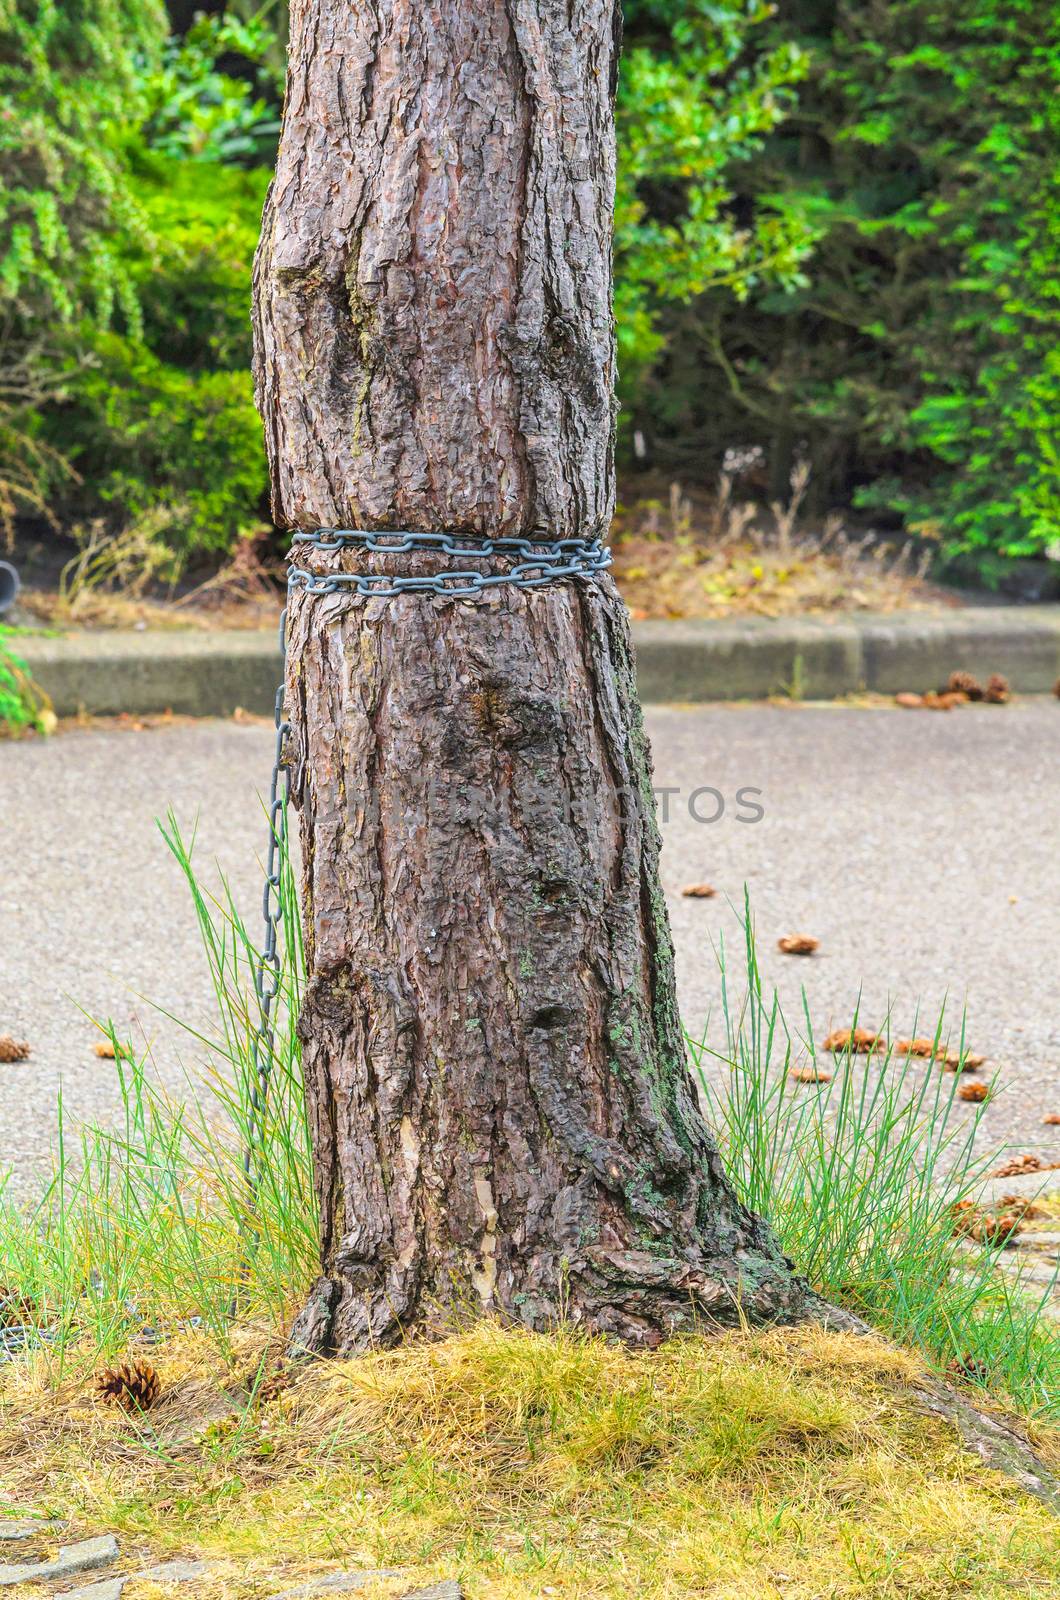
[778,934,819,956]
[789,1064,832,1085]
[999,1195,1044,1220]
[943,1050,985,1072]
[256,1370,291,1406]
[0,1036,30,1063]
[94,1360,162,1412]
[951,1202,1021,1247]
[947,670,984,700]
[973,1212,1021,1247]
[984,673,1010,703]
[0,1285,35,1327]
[823,1026,884,1055]
[680,883,716,898]
[237,1353,291,1406]
[897,1036,940,1059]
[990,1153,1046,1178]
[958,1080,990,1103]
[94,1038,133,1061]
[947,1354,990,1385]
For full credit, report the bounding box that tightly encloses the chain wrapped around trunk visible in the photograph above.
[242,527,612,1194]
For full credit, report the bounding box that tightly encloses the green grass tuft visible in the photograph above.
[690,893,1060,1415]
[0,812,315,1362]
[0,832,1057,1419]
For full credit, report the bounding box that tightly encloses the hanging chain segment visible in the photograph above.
[242,526,611,1192]
[243,600,291,1191]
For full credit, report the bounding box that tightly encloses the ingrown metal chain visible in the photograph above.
[288,527,612,599]
[243,526,610,1190]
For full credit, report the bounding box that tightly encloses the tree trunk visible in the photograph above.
[253,0,809,1354]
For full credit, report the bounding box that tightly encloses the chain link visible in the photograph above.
[243,601,292,1192]
[288,527,611,600]
[242,526,610,1195]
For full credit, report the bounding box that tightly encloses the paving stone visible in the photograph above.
[264,1571,406,1600]
[0,1518,65,1541]
[979,1172,1060,1208]
[0,1533,119,1587]
[1000,1264,1060,1288]
[55,1560,209,1600]
[399,1584,462,1600]
[54,1580,126,1600]
[1013,1231,1060,1252]
[137,1559,211,1582]
[54,1561,211,1600]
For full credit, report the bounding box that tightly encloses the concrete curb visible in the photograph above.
[631,606,1060,701]
[13,606,1060,716]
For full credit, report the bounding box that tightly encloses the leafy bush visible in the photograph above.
[136,10,282,164]
[50,159,271,560]
[133,156,269,372]
[64,333,266,559]
[616,0,816,420]
[0,3,273,562]
[0,0,164,331]
[657,1,1060,570]
[0,0,166,532]
[841,7,1060,568]
[0,625,53,734]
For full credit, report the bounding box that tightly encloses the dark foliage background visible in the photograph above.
[1,0,1056,582]
[638,0,1060,578]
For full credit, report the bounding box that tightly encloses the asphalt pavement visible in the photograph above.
[1,699,1058,1200]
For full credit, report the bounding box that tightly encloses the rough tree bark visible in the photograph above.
[252,0,812,1354]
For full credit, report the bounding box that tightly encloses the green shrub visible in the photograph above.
[134,157,269,371]
[843,9,1060,567]
[1,4,273,561]
[50,159,271,560]
[654,1,1060,571]
[616,0,816,418]
[135,10,282,164]
[0,0,165,332]
[63,333,266,559]
[0,625,53,734]
[61,334,264,560]
[0,0,167,531]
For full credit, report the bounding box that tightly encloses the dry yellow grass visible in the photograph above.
[20,586,280,632]
[16,474,955,637]
[1,1321,1057,1599]
[611,479,955,622]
